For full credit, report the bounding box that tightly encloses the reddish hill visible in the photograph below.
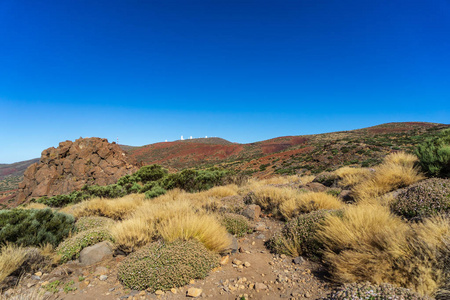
[124,122,449,177]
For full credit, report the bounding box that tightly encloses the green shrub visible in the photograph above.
[133,164,168,183]
[81,184,127,199]
[56,228,114,263]
[391,178,450,220]
[144,185,167,199]
[327,282,431,300]
[118,239,219,291]
[161,168,231,192]
[0,209,74,247]
[36,191,89,207]
[415,128,450,178]
[74,216,115,233]
[221,213,251,237]
[267,210,332,261]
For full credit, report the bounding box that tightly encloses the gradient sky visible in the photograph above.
[1,0,449,163]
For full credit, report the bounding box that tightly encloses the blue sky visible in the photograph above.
[1,0,449,163]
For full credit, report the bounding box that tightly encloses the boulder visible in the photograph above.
[312,172,339,187]
[79,241,113,266]
[242,204,261,221]
[17,137,138,204]
[303,182,328,192]
[186,288,202,298]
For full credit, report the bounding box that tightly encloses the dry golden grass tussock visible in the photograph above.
[72,193,145,220]
[334,166,373,188]
[0,243,28,283]
[352,152,425,201]
[317,204,442,296]
[250,185,301,212]
[383,151,419,168]
[157,212,232,253]
[111,217,155,253]
[18,202,50,210]
[279,192,344,219]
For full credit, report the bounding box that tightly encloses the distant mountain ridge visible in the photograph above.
[1,121,449,207]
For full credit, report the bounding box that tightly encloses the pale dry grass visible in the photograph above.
[249,185,301,212]
[334,166,373,188]
[0,288,44,300]
[317,204,443,296]
[18,203,50,210]
[72,193,145,220]
[111,217,155,253]
[279,192,344,219]
[383,151,418,168]
[157,212,232,253]
[0,243,27,283]
[352,152,425,201]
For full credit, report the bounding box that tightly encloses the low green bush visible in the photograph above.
[221,213,251,237]
[327,282,431,300]
[267,210,332,261]
[0,209,74,247]
[144,185,167,199]
[161,168,231,193]
[391,178,450,220]
[118,239,219,291]
[74,216,115,232]
[56,228,114,263]
[415,128,450,178]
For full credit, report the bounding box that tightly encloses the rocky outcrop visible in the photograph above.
[17,137,138,204]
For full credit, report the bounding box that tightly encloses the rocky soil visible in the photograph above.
[1,218,333,300]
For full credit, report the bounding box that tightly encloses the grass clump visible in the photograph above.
[118,239,219,291]
[391,178,450,220]
[0,243,28,283]
[267,210,331,260]
[74,216,115,232]
[352,152,424,201]
[221,213,251,237]
[333,166,373,188]
[317,204,446,296]
[245,185,301,215]
[279,192,343,219]
[0,208,74,247]
[327,282,432,300]
[56,228,114,263]
[157,212,232,253]
[415,128,450,178]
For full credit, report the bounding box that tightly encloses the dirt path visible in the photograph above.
[3,218,333,300]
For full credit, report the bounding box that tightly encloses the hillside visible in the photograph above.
[124,122,449,177]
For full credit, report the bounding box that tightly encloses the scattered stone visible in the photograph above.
[190,279,196,284]
[34,272,42,277]
[187,287,203,298]
[244,262,251,267]
[155,290,164,295]
[94,266,109,275]
[242,204,261,221]
[79,241,114,266]
[254,223,266,232]
[293,256,305,265]
[254,283,268,291]
[304,182,328,192]
[220,255,229,265]
[305,292,311,298]
[256,234,265,240]
[99,275,108,281]
[109,288,115,292]
[232,259,243,266]
[171,288,177,294]
[31,275,41,280]
[280,254,286,259]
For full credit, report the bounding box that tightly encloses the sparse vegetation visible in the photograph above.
[221,213,251,237]
[74,216,115,232]
[279,192,343,219]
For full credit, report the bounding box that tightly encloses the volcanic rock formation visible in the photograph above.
[17,137,138,204]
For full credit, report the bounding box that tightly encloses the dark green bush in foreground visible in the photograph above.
[0,209,74,247]
[391,178,450,220]
[56,228,114,263]
[415,128,450,178]
[327,282,431,300]
[118,239,219,291]
[267,210,332,261]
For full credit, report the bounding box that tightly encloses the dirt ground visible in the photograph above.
[1,217,334,300]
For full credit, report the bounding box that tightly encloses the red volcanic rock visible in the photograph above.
[17,137,138,204]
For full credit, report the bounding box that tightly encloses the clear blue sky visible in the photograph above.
[1,0,449,163]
